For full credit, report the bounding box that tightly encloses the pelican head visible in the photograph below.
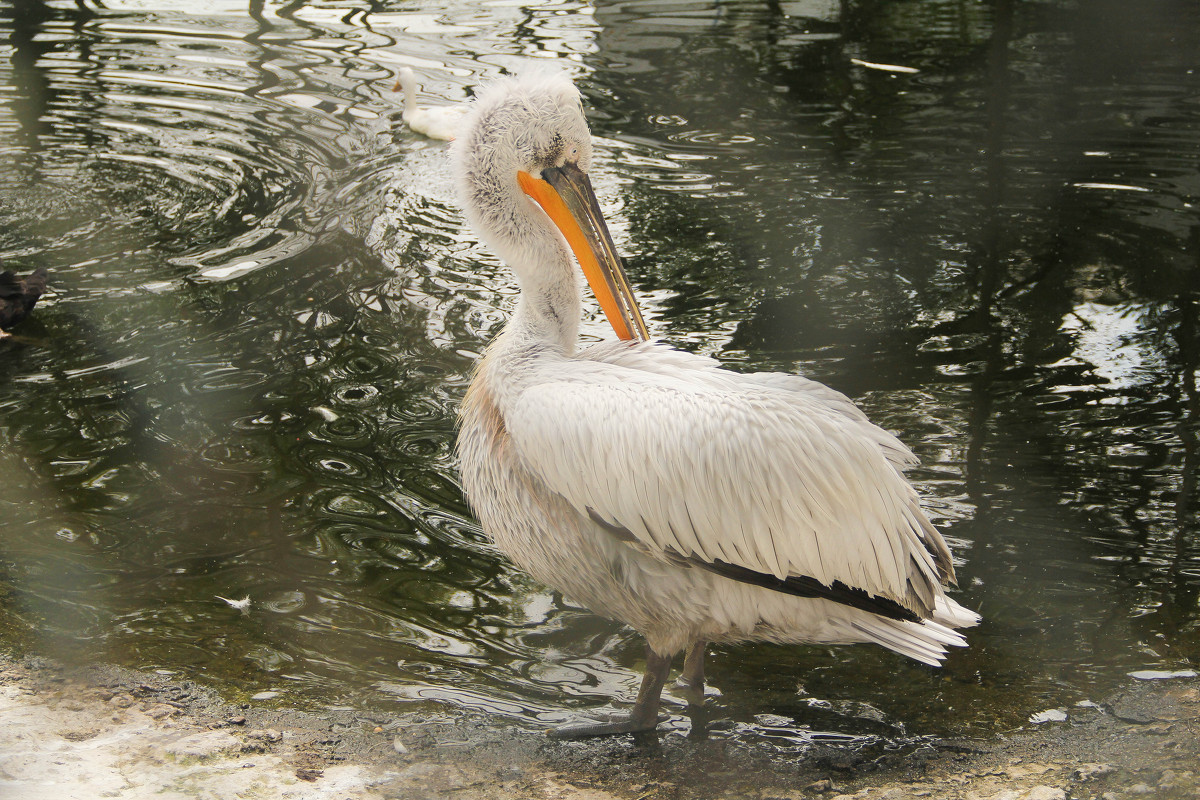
[452,72,648,342]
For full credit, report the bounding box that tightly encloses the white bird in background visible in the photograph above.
[453,72,980,738]
[393,67,465,142]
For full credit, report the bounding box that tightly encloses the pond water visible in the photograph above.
[1,0,1198,753]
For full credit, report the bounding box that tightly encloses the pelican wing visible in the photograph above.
[583,341,920,471]
[503,344,953,617]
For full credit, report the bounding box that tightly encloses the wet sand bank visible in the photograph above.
[2,653,1197,800]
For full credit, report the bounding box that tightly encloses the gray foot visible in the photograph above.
[549,643,675,739]
[548,713,666,739]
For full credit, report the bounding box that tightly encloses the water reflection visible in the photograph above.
[0,0,1196,752]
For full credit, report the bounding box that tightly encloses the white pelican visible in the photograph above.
[453,72,979,737]
[394,68,464,142]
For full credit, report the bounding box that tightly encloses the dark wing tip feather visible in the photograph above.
[690,557,922,623]
[588,507,924,623]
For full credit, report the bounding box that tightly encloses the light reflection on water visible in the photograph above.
[0,0,1197,754]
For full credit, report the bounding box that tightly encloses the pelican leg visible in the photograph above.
[674,639,706,703]
[549,645,673,738]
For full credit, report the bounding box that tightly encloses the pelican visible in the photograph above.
[394,68,464,142]
[453,72,979,737]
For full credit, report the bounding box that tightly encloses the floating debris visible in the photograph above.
[216,595,251,611]
[1128,669,1198,680]
[1029,708,1068,724]
[1072,182,1151,192]
[313,405,339,422]
[850,58,920,74]
[0,267,49,336]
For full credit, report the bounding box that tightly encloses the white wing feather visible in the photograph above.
[584,341,919,470]
[501,342,952,616]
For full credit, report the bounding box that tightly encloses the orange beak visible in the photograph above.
[517,166,649,342]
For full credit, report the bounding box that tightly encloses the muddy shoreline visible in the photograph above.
[2,652,1197,799]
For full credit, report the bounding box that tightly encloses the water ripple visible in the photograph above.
[2,0,1200,757]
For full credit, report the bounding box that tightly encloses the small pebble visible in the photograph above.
[1072,763,1115,781]
[109,694,135,709]
[246,728,282,742]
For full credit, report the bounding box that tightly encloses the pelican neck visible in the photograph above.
[506,263,582,355]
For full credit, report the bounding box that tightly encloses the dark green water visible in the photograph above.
[1,0,1197,751]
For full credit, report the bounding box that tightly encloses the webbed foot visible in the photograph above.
[548,712,667,739]
[548,644,675,739]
